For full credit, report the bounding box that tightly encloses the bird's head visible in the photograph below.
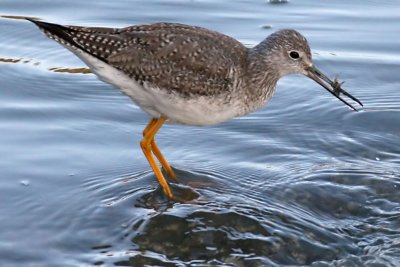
[262,29,363,111]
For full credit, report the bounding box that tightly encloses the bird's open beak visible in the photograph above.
[305,66,363,111]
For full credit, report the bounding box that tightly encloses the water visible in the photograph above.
[1,0,400,266]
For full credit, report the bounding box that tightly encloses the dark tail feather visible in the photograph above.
[26,18,63,31]
[26,18,84,51]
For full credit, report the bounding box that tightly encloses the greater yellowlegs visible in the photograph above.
[27,19,363,200]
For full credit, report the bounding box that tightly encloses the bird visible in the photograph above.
[27,18,363,200]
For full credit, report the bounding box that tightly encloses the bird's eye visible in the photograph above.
[289,51,300,60]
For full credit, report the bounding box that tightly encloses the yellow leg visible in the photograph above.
[142,118,177,182]
[140,117,174,199]
[142,118,157,136]
[150,141,177,182]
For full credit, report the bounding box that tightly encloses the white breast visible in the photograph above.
[62,46,245,126]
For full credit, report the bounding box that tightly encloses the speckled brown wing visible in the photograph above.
[30,20,248,97]
[107,27,248,97]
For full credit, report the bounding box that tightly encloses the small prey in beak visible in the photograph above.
[306,66,363,111]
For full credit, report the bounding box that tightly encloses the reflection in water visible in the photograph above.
[80,109,399,266]
[48,67,92,74]
[0,15,41,20]
[128,209,352,265]
[85,163,400,266]
[0,57,91,74]
[0,57,38,64]
[0,57,22,63]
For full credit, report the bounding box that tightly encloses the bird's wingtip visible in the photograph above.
[25,18,72,41]
[25,17,41,25]
[26,18,57,29]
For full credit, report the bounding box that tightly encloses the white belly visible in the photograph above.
[65,47,243,126]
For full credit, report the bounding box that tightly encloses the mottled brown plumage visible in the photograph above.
[34,21,248,98]
[28,19,362,118]
[28,19,362,200]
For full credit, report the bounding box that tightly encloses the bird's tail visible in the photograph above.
[26,18,86,52]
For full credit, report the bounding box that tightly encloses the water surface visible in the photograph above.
[1,0,400,266]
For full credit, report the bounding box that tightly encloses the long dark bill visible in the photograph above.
[306,66,363,111]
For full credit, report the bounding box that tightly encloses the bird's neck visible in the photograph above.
[243,42,281,112]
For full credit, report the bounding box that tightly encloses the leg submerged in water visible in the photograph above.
[140,117,176,199]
